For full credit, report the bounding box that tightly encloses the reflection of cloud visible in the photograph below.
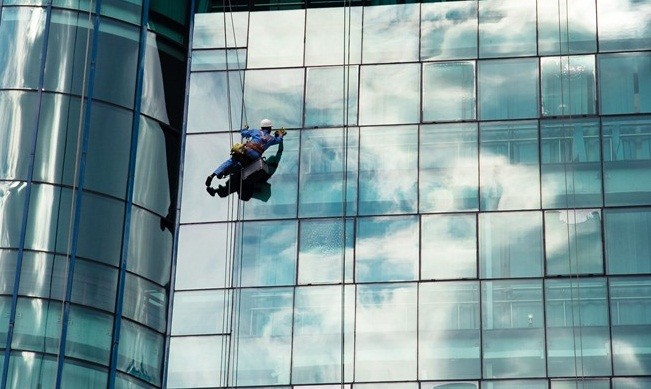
[479,0,536,54]
[421,2,478,59]
[481,154,540,210]
[599,0,651,38]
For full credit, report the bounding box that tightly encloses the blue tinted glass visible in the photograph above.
[101,0,142,25]
[598,0,651,51]
[127,206,173,285]
[0,7,46,89]
[478,0,536,58]
[171,289,230,335]
[421,1,478,60]
[0,91,39,180]
[551,379,609,389]
[482,380,547,389]
[167,335,226,388]
[247,10,304,68]
[544,210,603,276]
[298,219,354,285]
[0,250,17,294]
[423,61,476,122]
[537,0,597,55]
[5,351,56,389]
[0,296,11,348]
[61,360,108,388]
[123,273,167,332]
[359,64,420,126]
[478,59,539,120]
[605,208,651,274]
[190,48,247,71]
[193,12,248,49]
[305,7,362,66]
[244,68,304,129]
[541,56,596,117]
[362,4,419,64]
[613,377,651,389]
[44,10,90,94]
[0,181,27,248]
[175,223,229,289]
[187,71,245,133]
[599,53,651,114]
[421,214,477,280]
[65,305,112,365]
[12,298,61,355]
[304,66,358,127]
[117,320,164,386]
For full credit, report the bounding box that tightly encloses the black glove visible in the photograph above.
[205,174,213,187]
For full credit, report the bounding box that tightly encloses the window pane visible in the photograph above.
[0,181,27,248]
[544,210,603,276]
[541,56,596,117]
[362,4,419,64]
[359,64,420,125]
[187,71,244,133]
[540,119,602,208]
[613,377,651,389]
[305,7,362,66]
[355,283,417,381]
[171,289,230,335]
[0,7,46,89]
[422,214,477,280]
[605,207,651,274]
[244,68,304,129]
[479,212,543,278]
[421,1,478,61]
[545,279,611,377]
[537,0,597,55]
[65,305,112,366]
[419,282,480,380]
[298,219,354,285]
[298,127,358,217]
[0,91,38,180]
[117,320,164,386]
[478,0,536,58]
[304,66,358,128]
[602,116,651,205]
[190,48,246,71]
[599,53,651,115]
[356,216,418,283]
[247,10,304,68]
[482,280,545,378]
[127,206,173,285]
[123,273,167,332]
[5,352,56,389]
[610,277,651,375]
[480,121,540,210]
[550,379,609,389]
[420,123,478,212]
[175,223,229,289]
[193,12,248,49]
[359,126,418,215]
[0,250,17,294]
[480,380,547,389]
[598,0,651,51]
[0,296,8,348]
[423,61,476,122]
[167,335,226,388]
[12,298,60,354]
[61,360,108,389]
[478,59,539,120]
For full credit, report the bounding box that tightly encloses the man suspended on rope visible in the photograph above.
[205,118,286,190]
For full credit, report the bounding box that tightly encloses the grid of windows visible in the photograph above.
[173,0,651,388]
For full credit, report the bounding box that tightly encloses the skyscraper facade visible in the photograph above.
[171,0,651,388]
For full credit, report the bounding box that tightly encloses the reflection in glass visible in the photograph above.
[45,10,90,94]
[478,59,539,120]
[0,91,39,180]
[423,61,476,122]
[305,7,362,66]
[355,283,417,382]
[544,210,603,275]
[362,4,419,64]
[117,320,164,386]
[5,352,56,389]
[419,282,480,380]
[298,219,354,285]
[359,126,417,215]
[244,68,304,129]
[420,123,478,212]
[550,379,609,389]
[65,305,112,366]
[0,7,45,89]
[305,66,358,128]
[193,12,248,49]
[478,0,536,58]
[0,250,17,294]
[605,208,651,274]
[128,206,173,285]
[171,289,230,335]
[541,56,596,116]
[540,119,602,208]
[482,280,545,378]
[421,1,478,60]
[187,71,245,133]
[176,223,229,289]
[247,10,304,68]
[480,121,540,210]
[359,64,420,126]
[11,298,61,355]
[613,377,651,389]
[298,127,358,217]
[602,116,651,205]
[545,279,611,377]
[481,380,547,389]
[61,360,108,388]
[0,181,27,248]
[123,273,167,332]
[421,214,477,280]
[356,216,418,282]
[167,336,226,388]
[598,0,651,51]
[610,277,651,375]
[537,0,597,55]
[479,212,543,278]
[191,48,246,71]
[599,53,651,115]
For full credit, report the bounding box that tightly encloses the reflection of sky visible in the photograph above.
[362,4,419,63]
[248,10,304,68]
[421,1,478,60]
[244,68,304,129]
[298,219,353,284]
[479,0,537,57]
[480,153,540,210]
[598,0,651,45]
[359,64,419,126]
[305,7,362,66]
[421,215,476,279]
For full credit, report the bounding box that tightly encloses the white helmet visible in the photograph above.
[260,118,272,128]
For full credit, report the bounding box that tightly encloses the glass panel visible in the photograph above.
[244,68,304,129]
[298,127,358,217]
[544,210,603,276]
[419,282,480,380]
[0,7,46,89]
[605,208,651,274]
[167,335,226,388]
[5,351,56,389]
[0,250,17,294]
[602,116,651,205]
[480,380,547,389]
[545,279,611,377]
[193,12,248,49]
[359,64,420,126]
[540,119,602,208]
[117,320,164,386]
[613,377,651,389]
[478,0,536,58]
[171,289,230,335]
[482,280,545,378]
[247,10,304,68]
[479,212,543,278]
[550,380,609,389]
[234,287,293,386]
[610,277,651,375]
[421,214,477,280]
[190,48,246,71]
[356,384,417,389]
[175,223,229,289]
[305,7,362,66]
[133,116,180,218]
[421,1,478,61]
[355,283,417,381]
[123,273,167,332]
[478,59,539,120]
[12,298,61,354]
[187,71,245,133]
[304,66,358,128]
[0,91,39,180]
[538,0,596,55]
[419,123,478,212]
[298,219,354,285]
[359,126,418,215]
[0,181,27,248]
[599,53,651,115]
[423,61,476,122]
[362,4,419,63]
[1,296,11,348]
[115,371,158,389]
[598,0,651,51]
[61,359,108,388]
[422,383,477,389]
[480,121,540,210]
[541,56,596,117]
[101,0,142,25]
[127,206,173,285]
[292,285,354,384]
[65,305,112,365]
[356,216,418,282]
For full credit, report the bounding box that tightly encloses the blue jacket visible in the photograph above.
[241,128,283,153]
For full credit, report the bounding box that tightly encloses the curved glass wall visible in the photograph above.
[0,1,189,387]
